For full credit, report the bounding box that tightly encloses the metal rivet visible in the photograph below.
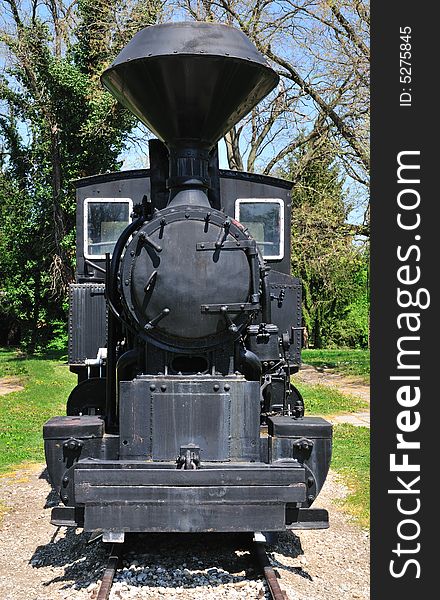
[224,384,230,391]
[125,280,129,286]
[150,384,156,391]
[213,384,220,391]
[130,250,135,257]
[307,477,314,487]
[161,385,167,392]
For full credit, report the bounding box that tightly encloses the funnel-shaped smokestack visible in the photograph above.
[102,23,279,206]
[101,22,279,148]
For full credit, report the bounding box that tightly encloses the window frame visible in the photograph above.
[234,198,285,260]
[83,197,133,260]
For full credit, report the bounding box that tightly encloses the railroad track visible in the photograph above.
[95,535,289,600]
[96,544,123,600]
[253,541,289,600]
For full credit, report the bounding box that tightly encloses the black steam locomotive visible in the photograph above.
[43,22,332,542]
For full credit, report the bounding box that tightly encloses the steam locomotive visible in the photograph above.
[43,22,332,542]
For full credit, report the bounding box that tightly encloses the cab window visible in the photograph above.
[84,198,132,259]
[235,199,284,260]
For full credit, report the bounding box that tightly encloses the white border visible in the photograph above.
[84,197,133,260]
[234,198,284,260]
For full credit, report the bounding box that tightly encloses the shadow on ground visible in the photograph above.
[29,529,311,592]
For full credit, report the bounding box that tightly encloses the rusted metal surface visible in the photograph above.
[96,544,122,600]
[254,542,289,600]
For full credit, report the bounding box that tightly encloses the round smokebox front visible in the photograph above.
[120,207,254,350]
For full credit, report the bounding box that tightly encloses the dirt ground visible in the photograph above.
[295,364,370,427]
[294,364,370,404]
[0,464,369,600]
[0,377,24,396]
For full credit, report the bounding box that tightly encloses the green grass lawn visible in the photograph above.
[331,424,370,528]
[302,348,370,382]
[292,379,368,416]
[295,373,370,528]
[0,348,76,474]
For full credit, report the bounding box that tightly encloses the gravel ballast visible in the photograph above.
[0,464,369,599]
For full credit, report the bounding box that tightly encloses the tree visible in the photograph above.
[281,136,368,348]
[180,0,370,231]
[0,0,162,348]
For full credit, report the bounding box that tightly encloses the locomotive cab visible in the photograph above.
[43,22,332,540]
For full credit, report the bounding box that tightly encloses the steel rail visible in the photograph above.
[253,541,289,600]
[96,544,123,600]
[95,537,287,599]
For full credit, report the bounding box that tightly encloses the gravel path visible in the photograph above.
[0,464,369,600]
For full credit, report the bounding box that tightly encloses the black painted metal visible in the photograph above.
[72,459,306,532]
[268,416,332,438]
[84,503,286,533]
[119,376,260,461]
[285,508,329,529]
[73,168,293,279]
[267,417,333,508]
[68,284,107,364]
[119,205,258,350]
[44,22,333,536]
[66,377,106,416]
[101,23,278,149]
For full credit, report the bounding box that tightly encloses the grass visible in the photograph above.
[292,379,368,416]
[302,348,370,382]
[331,424,370,528]
[0,348,76,474]
[296,373,370,528]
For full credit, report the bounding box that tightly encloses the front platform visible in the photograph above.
[51,459,327,533]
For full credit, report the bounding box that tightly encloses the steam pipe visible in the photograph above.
[261,270,272,324]
[105,217,143,432]
[239,346,262,381]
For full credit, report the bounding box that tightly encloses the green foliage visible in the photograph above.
[281,139,369,348]
[0,1,162,350]
[302,348,370,382]
[46,320,69,351]
[0,348,76,473]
